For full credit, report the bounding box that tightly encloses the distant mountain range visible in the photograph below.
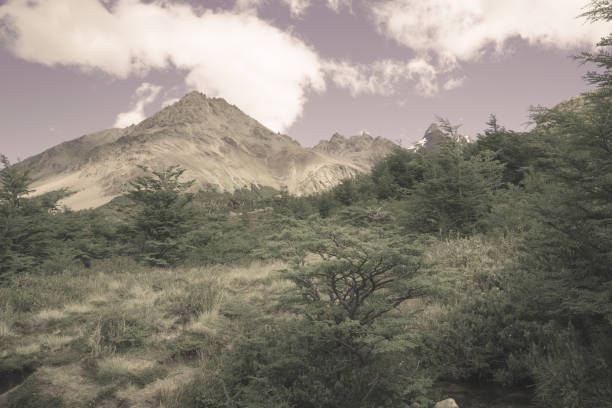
[16,92,400,209]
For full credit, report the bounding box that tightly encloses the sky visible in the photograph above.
[0,0,609,162]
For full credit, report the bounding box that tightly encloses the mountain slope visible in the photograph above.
[20,92,397,210]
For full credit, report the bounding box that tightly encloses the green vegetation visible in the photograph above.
[1,2,611,406]
[125,165,195,267]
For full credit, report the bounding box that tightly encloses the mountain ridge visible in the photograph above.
[19,92,398,210]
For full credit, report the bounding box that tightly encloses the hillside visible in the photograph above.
[18,92,397,210]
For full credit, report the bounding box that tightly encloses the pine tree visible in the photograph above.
[464,115,540,185]
[126,165,195,267]
[405,144,504,236]
[576,0,612,91]
[0,154,32,208]
[0,156,65,281]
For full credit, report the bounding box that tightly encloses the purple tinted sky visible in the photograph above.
[0,0,602,162]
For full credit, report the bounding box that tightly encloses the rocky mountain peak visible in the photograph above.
[330,132,346,142]
[411,123,469,152]
[133,91,241,131]
[313,132,396,163]
[179,90,209,104]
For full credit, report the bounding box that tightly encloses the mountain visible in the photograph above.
[409,123,470,152]
[312,132,397,166]
[19,92,397,210]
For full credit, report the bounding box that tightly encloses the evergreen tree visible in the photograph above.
[126,165,195,267]
[370,148,425,200]
[0,156,66,281]
[405,144,504,236]
[464,115,541,185]
[577,0,612,91]
[0,154,32,208]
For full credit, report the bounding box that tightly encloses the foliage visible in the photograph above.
[0,156,69,281]
[529,328,612,408]
[508,92,612,405]
[193,225,431,408]
[577,0,612,90]
[0,154,33,208]
[126,165,195,266]
[428,5,612,403]
[464,115,540,185]
[404,145,504,236]
[370,148,425,200]
[284,224,424,325]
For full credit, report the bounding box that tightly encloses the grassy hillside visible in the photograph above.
[0,259,289,407]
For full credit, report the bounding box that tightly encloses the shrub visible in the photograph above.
[188,225,432,408]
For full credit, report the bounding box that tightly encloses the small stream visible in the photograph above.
[434,381,535,408]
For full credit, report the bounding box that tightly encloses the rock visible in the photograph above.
[434,398,459,408]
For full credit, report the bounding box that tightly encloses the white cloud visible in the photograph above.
[0,0,325,132]
[326,58,440,97]
[114,82,161,128]
[235,0,352,16]
[372,0,608,67]
[161,97,180,108]
[443,76,466,91]
[326,0,352,13]
[235,0,310,17]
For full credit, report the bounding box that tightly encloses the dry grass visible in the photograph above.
[14,342,40,355]
[1,259,290,406]
[63,302,94,314]
[186,309,222,335]
[33,308,68,323]
[39,334,75,350]
[0,320,14,338]
[97,356,157,377]
[38,364,102,406]
[115,367,198,408]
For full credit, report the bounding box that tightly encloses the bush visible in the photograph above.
[529,329,612,408]
[187,225,432,408]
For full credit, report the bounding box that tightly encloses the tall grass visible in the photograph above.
[1,258,287,407]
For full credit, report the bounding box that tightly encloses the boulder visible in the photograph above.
[434,398,459,408]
